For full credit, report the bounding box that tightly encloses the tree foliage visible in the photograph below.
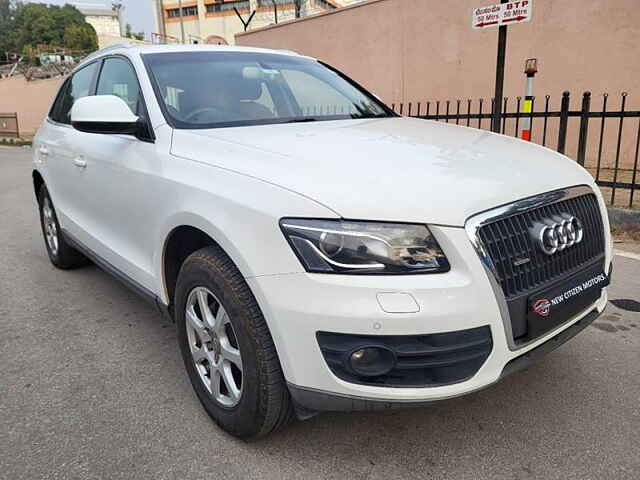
[63,23,98,51]
[0,1,98,54]
[125,22,144,41]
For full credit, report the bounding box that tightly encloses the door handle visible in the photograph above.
[38,146,49,156]
[73,157,87,168]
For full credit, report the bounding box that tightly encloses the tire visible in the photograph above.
[175,245,294,440]
[37,185,89,269]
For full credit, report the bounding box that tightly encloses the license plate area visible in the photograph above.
[526,263,609,339]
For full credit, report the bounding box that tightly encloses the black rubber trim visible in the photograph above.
[62,229,170,320]
[500,307,602,379]
[289,307,602,413]
[288,383,440,413]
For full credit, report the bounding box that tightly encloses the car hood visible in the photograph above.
[171,117,595,226]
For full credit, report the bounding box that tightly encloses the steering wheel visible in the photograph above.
[183,106,227,123]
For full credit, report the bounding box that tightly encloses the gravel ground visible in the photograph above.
[1,146,639,480]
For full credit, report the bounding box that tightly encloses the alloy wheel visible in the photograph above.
[185,286,243,407]
[42,197,59,257]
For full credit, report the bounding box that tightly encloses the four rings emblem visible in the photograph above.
[530,214,584,255]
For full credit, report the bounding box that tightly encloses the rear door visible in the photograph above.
[39,61,100,235]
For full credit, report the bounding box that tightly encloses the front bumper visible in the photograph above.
[288,308,602,412]
[247,225,610,411]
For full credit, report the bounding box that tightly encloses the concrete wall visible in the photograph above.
[236,0,640,108]
[0,76,64,137]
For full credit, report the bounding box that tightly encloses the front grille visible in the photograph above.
[478,193,605,299]
[317,327,492,388]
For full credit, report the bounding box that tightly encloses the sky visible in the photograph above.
[26,0,157,39]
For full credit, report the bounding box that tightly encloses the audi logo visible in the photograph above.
[530,214,584,255]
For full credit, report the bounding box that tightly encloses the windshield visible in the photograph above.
[142,51,393,129]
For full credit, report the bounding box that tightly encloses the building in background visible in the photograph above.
[76,4,122,37]
[152,0,364,45]
[75,3,151,48]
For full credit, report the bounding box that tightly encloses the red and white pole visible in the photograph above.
[520,58,538,141]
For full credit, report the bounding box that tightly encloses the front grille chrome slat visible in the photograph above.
[477,193,605,300]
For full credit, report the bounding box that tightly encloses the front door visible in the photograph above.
[71,56,161,292]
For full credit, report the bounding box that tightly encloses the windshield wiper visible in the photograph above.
[282,117,318,123]
[351,113,392,119]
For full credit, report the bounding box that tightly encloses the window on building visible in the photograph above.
[206,1,249,13]
[167,5,198,18]
[96,57,141,115]
[256,0,294,6]
[50,61,99,124]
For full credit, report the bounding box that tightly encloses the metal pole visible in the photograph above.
[557,91,570,154]
[491,0,508,133]
[157,0,166,38]
[272,0,278,24]
[520,58,537,140]
[576,91,591,165]
[178,0,185,43]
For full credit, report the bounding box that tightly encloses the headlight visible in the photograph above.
[280,219,450,274]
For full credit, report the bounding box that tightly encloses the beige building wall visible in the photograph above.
[236,0,640,106]
[85,15,121,37]
[0,76,64,137]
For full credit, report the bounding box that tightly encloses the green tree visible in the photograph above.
[125,22,132,38]
[0,0,19,53]
[63,23,98,51]
[0,2,97,54]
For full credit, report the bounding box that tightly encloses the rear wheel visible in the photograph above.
[37,185,89,269]
[175,246,294,439]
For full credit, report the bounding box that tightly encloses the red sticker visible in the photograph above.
[533,298,551,317]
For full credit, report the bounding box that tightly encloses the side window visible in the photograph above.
[96,57,141,115]
[49,78,70,121]
[54,62,99,124]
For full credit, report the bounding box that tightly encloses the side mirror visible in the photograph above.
[71,95,140,135]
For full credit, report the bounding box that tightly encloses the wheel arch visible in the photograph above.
[32,170,45,203]
[159,216,254,310]
[162,225,217,309]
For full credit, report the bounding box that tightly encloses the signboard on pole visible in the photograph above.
[472,0,532,29]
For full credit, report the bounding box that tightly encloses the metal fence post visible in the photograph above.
[557,91,570,154]
[576,91,591,166]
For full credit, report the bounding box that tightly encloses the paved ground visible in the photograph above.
[1,147,639,480]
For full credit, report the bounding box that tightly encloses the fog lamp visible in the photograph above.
[348,347,396,377]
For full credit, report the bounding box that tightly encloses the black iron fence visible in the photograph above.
[392,91,640,209]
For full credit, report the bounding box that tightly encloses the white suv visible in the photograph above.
[33,44,612,439]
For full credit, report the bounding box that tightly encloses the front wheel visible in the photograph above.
[175,246,294,439]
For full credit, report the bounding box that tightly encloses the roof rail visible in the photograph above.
[81,42,136,64]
